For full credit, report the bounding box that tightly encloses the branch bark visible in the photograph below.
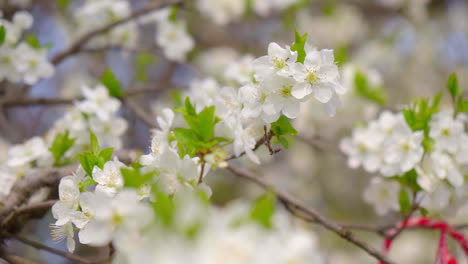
[50,0,183,65]
[226,162,397,264]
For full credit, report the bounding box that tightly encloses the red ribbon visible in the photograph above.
[379,217,467,264]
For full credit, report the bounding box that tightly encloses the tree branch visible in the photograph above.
[0,150,138,236]
[5,232,94,264]
[50,0,183,65]
[226,162,397,264]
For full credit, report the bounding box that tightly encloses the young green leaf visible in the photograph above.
[121,167,155,189]
[78,153,98,177]
[197,106,216,141]
[89,132,100,155]
[56,0,70,10]
[250,192,276,229]
[0,26,6,45]
[271,115,298,148]
[98,148,114,166]
[49,130,76,166]
[354,71,387,105]
[25,34,41,49]
[457,98,468,113]
[135,52,156,82]
[100,68,124,98]
[152,191,175,227]
[78,134,113,177]
[271,115,298,136]
[398,188,411,214]
[447,73,461,99]
[290,30,308,64]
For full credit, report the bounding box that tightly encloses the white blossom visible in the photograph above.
[363,177,400,215]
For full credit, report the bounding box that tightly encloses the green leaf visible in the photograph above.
[135,52,156,82]
[334,45,348,65]
[271,115,298,149]
[89,132,100,155]
[271,115,298,136]
[403,94,442,133]
[322,2,336,16]
[457,98,468,113]
[121,167,155,189]
[168,6,179,22]
[354,71,387,105]
[56,0,70,10]
[197,106,216,141]
[277,135,290,148]
[184,97,196,116]
[98,148,114,166]
[398,188,411,214]
[447,73,462,98]
[25,34,41,49]
[78,134,113,176]
[419,207,429,217]
[397,169,422,193]
[49,130,76,166]
[0,26,5,45]
[152,191,175,227]
[250,192,276,229]
[174,128,200,157]
[78,153,98,177]
[100,68,124,98]
[290,30,308,64]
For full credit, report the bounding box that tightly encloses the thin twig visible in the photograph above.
[1,200,57,230]
[296,134,345,157]
[51,0,183,65]
[124,98,158,127]
[226,162,397,264]
[6,233,94,264]
[0,85,167,109]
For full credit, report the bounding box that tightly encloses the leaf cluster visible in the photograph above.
[173,97,230,157]
[271,115,298,148]
[49,130,75,166]
[78,132,114,177]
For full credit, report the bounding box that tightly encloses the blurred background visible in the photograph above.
[1,0,468,263]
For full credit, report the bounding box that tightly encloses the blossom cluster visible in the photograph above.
[0,84,127,199]
[48,37,342,260]
[196,0,302,25]
[0,11,54,85]
[52,168,324,264]
[74,2,194,62]
[341,105,468,215]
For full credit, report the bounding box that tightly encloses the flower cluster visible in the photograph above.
[49,84,127,153]
[340,111,424,177]
[341,94,468,215]
[139,7,194,62]
[75,0,139,49]
[240,42,345,122]
[0,84,127,199]
[74,2,194,62]
[47,38,341,260]
[0,11,54,85]
[196,0,302,25]
[52,172,324,264]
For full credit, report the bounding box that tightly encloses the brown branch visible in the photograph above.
[5,232,94,264]
[226,162,397,264]
[226,130,274,161]
[124,98,158,128]
[1,200,57,231]
[0,254,41,264]
[296,134,345,157]
[0,150,138,236]
[0,84,168,109]
[50,0,183,65]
